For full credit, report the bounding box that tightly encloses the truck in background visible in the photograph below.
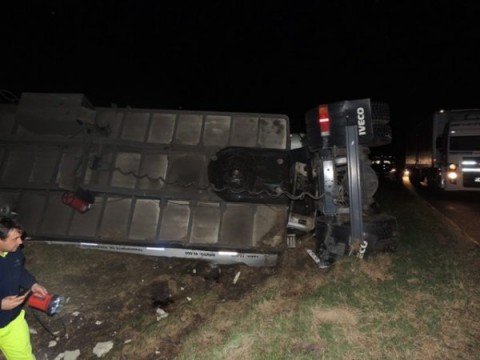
[0,93,398,267]
[405,109,480,191]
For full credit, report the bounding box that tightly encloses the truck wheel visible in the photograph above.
[342,163,379,205]
[409,170,420,186]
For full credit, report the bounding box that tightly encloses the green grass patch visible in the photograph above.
[175,181,480,359]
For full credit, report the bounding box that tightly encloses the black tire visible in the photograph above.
[341,162,379,205]
[409,169,421,186]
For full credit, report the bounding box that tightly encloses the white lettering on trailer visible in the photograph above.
[357,107,366,136]
[44,241,278,266]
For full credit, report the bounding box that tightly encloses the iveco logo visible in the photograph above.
[357,107,366,136]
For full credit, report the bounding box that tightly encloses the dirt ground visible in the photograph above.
[13,226,480,360]
[22,238,305,360]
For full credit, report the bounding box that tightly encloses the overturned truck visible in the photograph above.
[0,93,397,267]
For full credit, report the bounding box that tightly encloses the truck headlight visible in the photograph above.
[448,163,457,171]
[447,171,458,180]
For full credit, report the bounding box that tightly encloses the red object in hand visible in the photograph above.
[27,293,65,316]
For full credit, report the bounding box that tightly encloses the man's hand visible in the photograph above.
[1,291,31,311]
[31,283,48,297]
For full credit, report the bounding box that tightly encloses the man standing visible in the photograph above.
[0,218,48,359]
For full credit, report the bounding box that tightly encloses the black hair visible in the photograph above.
[0,217,23,241]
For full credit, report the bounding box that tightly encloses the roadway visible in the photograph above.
[403,176,480,246]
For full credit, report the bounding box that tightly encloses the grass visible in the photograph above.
[18,179,480,359]
[174,180,480,360]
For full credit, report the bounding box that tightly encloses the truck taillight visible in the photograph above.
[317,105,330,136]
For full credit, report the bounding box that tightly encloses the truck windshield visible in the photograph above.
[449,136,480,151]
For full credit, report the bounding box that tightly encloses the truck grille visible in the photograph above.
[462,157,480,188]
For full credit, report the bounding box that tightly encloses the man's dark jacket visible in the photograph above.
[0,248,37,328]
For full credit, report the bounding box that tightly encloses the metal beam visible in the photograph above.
[346,125,364,244]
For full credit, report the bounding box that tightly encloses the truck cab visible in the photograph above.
[406,109,480,191]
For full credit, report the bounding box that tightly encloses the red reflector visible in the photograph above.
[317,105,330,136]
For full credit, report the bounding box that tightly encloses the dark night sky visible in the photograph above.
[3,1,480,156]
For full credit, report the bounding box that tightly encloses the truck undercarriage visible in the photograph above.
[0,93,397,267]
